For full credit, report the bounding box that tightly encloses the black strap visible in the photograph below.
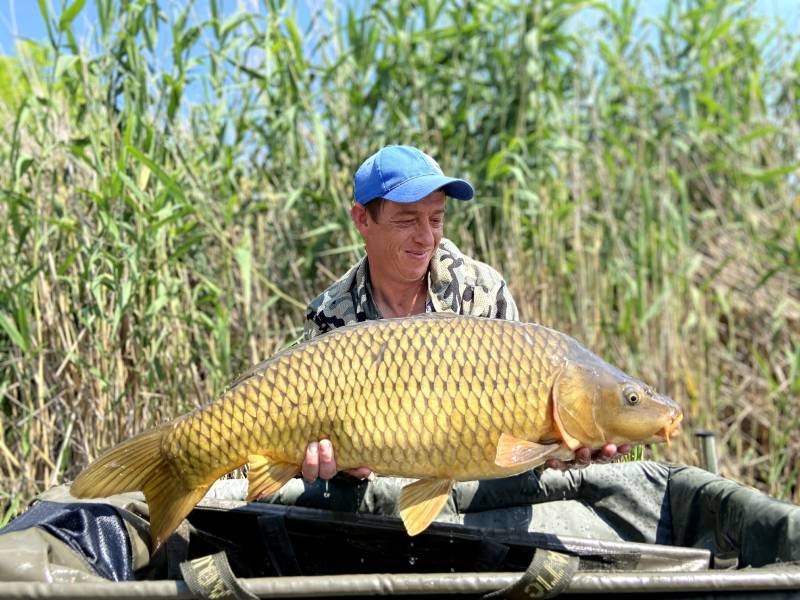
[180,552,258,600]
[483,548,579,600]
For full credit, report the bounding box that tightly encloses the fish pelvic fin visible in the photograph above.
[246,454,300,500]
[494,433,562,469]
[70,425,210,555]
[399,478,455,536]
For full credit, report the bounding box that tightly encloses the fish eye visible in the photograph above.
[623,387,641,406]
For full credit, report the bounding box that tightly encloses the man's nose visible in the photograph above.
[413,220,434,245]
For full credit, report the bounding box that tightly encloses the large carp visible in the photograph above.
[71,314,682,552]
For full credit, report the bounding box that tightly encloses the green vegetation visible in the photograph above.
[0,0,797,523]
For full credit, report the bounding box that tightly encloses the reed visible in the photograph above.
[0,0,797,524]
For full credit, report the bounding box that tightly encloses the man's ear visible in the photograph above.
[351,203,370,235]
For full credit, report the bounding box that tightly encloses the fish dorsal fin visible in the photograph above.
[399,478,455,536]
[246,454,300,501]
[494,433,561,468]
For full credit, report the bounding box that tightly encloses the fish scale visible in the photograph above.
[71,313,682,552]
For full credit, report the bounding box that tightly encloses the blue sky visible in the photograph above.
[0,1,323,55]
[1,0,797,56]
[1,0,93,53]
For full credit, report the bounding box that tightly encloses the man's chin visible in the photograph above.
[396,264,430,282]
[399,271,427,283]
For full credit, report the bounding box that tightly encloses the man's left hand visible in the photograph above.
[301,439,373,482]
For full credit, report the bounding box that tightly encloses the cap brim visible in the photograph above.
[382,175,474,203]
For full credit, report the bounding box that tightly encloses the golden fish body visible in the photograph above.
[71,314,682,552]
[168,315,562,484]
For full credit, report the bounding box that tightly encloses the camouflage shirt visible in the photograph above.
[303,238,518,341]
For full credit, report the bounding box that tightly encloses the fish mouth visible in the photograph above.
[660,412,684,449]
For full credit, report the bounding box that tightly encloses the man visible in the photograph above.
[301,145,628,481]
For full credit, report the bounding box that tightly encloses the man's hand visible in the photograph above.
[544,443,632,470]
[301,439,373,482]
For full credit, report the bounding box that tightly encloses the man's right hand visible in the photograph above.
[301,439,373,482]
[544,443,632,470]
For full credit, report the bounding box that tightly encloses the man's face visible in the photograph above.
[351,191,446,285]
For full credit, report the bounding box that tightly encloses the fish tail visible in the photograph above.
[71,425,210,554]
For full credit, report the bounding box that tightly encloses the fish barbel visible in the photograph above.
[71,314,682,552]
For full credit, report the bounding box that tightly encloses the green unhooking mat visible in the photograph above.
[1,462,799,598]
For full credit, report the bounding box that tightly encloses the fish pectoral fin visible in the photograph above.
[246,454,300,501]
[494,433,562,468]
[550,382,584,451]
[398,478,455,536]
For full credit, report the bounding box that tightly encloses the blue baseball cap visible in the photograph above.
[354,145,474,205]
